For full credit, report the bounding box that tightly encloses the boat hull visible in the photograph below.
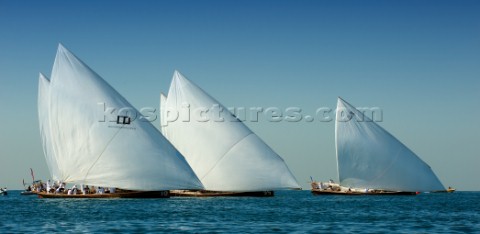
[311,189,417,196]
[37,191,170,199]
[170,190,274,197]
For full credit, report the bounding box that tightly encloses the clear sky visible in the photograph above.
[0,1,479,190]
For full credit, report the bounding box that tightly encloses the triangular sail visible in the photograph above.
[42,44,203,191]
[335,97,445,192]
[161,71,300,191]
[38,73,60,181]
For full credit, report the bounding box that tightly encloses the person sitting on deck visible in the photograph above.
[84,185,90,194]
[97,187,104,194]
[56,182,65,193]
[71,184,78,195]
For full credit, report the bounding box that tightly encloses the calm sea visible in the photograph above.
[1,190,478,233]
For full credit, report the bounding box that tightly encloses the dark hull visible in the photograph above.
[37,191,170,199]
[311,189,417,196]
[170,190,274,197]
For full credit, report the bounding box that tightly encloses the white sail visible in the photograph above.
[335,97,445,192]
[42,44,203,191]
[161,71,300,191]
[38,73,60,181]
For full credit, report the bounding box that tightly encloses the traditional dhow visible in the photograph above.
[161,71,300,197]
[37,44,204,198]
[312,97,445,195]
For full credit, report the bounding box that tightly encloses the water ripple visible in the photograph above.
[0,191,479,233]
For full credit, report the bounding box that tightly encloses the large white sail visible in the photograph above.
[335,97,445,192]
[41,44,203,191]
[161,71,300,191]
[38,73,60,181]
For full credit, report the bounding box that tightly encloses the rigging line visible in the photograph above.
[200,132,253,181]
[83,124,125,183]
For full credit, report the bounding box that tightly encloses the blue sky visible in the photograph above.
[0,1,479,190]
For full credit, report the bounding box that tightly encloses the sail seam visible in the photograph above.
[83,124,125,183]
[200,132,253,180]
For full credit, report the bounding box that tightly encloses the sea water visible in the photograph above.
[1,190,479,233]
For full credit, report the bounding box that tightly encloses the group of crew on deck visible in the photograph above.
[311,179,375,193]
[29,180,117,195]
[311,179,342,191]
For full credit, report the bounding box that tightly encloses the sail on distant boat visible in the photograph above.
[334,97,445,192]
[160,71,300,193]
[37,44,203,196]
